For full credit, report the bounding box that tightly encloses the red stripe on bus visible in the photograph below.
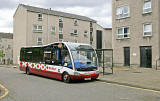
[29,68,62,80]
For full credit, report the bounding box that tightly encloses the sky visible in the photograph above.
[0,0,112,33]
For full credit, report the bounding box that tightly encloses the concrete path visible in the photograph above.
[99,67,160,91]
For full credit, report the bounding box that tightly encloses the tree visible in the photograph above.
[0,50,4,58]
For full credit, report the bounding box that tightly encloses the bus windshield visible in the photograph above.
[66,43,98,71]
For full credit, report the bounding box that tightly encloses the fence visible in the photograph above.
[96,49,113,75]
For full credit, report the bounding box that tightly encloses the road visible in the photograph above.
[0,66,160,101]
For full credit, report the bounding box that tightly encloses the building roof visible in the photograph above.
[104,28,112,30]
[0,33,13,39]
[20,4,96,23]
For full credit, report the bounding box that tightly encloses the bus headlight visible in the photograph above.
[96,71,100,74]
[74,72,80,75]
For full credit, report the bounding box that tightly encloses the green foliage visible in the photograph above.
[0,50,4,58]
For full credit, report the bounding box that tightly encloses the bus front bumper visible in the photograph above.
[70,74,99,80]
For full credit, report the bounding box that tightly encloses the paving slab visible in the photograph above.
[98,67,160,91]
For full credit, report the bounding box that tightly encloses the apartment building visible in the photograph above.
[112,0,160,68]
[13,4,112,64]
[0,33,13,64]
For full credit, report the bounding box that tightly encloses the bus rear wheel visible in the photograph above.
[26,67,31,75]
[63,72,71,83]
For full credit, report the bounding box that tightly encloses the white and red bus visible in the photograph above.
[19,42,99,83]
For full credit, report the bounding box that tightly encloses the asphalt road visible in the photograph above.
[0,66,160,101]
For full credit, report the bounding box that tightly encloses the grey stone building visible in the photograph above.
[13,4,112,64]
[112,0,159,68]
[0,33,13,64]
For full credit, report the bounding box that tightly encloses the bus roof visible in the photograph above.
[21,42,91,49]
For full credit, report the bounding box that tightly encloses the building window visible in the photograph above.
[84,30,88,37]
[143,23,152,36]
[90,22,93,45]
[37,37,42,45]
[38,13,42,21]
[59,17,63,27]
[116,6,129,19]
[70,29,74,35]
[58,17,63,41]
[59,34,63,41]
[74,19,78,26]
[143,0,152,14]
[59,17,63,23]
[90,22,93,28]
[33,25,43,33]
[70,29,78,36]
[75,40,78,43]
[51,26,56,34]
[59,27,63,33]
[8,45,11,49]
[117,27,130,39]
[74,29,78,35]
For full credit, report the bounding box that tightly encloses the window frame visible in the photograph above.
[84,30,88,37]
[116,6,130,19]
[59,27,63,34]
[59,17,63,23]
[74,29,78,35]
[143,23,152,36]
[143,0,152,14]
[51,26,56,34]
[38,13,42,21]
[116,27,130,39]
[33,25,43,33]
[37,37,42,45]
[74,19,78,26]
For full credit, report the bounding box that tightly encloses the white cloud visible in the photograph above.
[0,0,112,33]
[0,9,14,33]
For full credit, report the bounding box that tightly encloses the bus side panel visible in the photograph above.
[29,66,62,80]
[19,61,27,72]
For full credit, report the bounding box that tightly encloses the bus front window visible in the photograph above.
[67,43,98,71]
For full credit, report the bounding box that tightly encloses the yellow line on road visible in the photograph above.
[0,83,9,99]
[97,81,160,94]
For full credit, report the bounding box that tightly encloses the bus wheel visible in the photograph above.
[26,67,31,75]
[63,72,71,83]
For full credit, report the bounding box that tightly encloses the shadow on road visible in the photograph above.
[20,73,97,84]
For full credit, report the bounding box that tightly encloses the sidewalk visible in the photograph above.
[0,64,17,68]
[98,67,160,91]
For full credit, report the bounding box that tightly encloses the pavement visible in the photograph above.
[98,66,160,91]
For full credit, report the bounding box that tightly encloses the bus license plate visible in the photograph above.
[84,78,91,80]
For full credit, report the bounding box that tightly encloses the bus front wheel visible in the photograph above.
[26,67,31,75]
[63,72,71,83]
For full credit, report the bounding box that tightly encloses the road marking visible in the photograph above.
[0,83,9,99]
[97,81,160,94]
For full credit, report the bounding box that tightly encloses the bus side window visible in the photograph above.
[61,48,72,69]
[32,48,43,63]
[51,50,57,65]
[20,48,25,61]
[44,51,52,64]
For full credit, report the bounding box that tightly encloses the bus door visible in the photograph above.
[56,43,72,69]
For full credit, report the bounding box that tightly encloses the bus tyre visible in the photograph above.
[92,78,97,81]
[63,72,71,83]
[26,67,31,75]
